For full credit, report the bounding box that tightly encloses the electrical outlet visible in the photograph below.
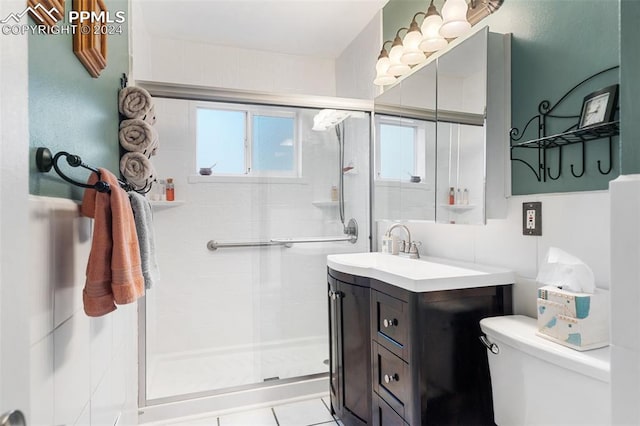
[523,202,542,236]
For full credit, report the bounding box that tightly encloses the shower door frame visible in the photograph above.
[135,82,374,419]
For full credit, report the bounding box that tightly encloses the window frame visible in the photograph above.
[375,115,427,182]
[193,101,300,178]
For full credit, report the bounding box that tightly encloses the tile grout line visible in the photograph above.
[271,407,280,426]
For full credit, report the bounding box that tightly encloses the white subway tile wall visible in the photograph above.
[377,191,611,319]
[28,196,138,426]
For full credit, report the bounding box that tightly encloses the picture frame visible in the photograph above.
[577,84,619,129]
[27,0,64,29]
[72,0,108,78]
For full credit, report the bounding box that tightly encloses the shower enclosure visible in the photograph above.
[138,88,371,414]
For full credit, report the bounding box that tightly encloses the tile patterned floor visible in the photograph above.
[167,396,343,426]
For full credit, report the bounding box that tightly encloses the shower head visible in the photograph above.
[312,109,353,131]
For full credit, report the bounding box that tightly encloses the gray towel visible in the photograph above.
[128,192,159,289]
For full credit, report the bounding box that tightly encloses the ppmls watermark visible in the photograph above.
[0,3,126,35]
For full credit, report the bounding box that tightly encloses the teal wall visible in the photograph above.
[620,0,640,175]
[29,0,129,200]
[383,0,620,195]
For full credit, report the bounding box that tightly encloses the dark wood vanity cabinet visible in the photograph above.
[371,280,513,425]
[328,267,513,426]
[328,269,372,425]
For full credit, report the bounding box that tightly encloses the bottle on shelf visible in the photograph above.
[456,188,462,205]
[165,178,175,201]
[330,185,339,202]
[448,187,455,205]
[463,188,469,205]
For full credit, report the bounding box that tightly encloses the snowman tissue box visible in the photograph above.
[536,285,609,351]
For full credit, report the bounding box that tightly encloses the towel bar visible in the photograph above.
[35,147,151,194]
[207,235,357,251]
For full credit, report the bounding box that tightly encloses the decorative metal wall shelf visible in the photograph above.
[510,66,620,181]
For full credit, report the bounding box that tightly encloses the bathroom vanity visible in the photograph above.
[327,253,514,425]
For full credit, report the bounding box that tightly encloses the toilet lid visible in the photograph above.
[480,315,610,383]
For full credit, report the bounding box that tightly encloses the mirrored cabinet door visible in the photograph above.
[374,61,437,222]
[436,27,488,224]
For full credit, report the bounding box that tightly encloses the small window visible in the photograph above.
[196,104,298,177]
[375,116,426,181]
[197,109,246,174]
[252,115,295,172]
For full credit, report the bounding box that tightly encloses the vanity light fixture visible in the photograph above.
[373,0,504,86]
[373,41,397,86]
[439,0,472,38]
[401,13,427,65]
[419,0,448,52]
[387,28,411,76]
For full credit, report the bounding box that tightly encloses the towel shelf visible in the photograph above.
[207,235,357,251]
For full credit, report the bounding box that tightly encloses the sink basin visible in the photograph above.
[327,252,514,292]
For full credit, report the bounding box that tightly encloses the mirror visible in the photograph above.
[373,61,437,221]
[373,27,490,225]
[435,28,487,225]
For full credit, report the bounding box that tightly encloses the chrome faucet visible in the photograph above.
[385,224,420,259]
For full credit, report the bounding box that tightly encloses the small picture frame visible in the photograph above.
[577,84,619,129]
[72,0,108,78]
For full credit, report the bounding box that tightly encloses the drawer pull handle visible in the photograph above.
[384,373,399,384]
[383,318,398,328]
[329,291,342,300]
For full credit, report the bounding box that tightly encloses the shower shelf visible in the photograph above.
[312,201,339,208]
[150,200,186,209]
[439,204,476,212]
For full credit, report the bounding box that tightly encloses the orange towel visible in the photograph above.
[81,168,145,317]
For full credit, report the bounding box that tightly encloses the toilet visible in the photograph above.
[480,315,611,425]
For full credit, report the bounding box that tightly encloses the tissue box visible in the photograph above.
[536,285,609,351]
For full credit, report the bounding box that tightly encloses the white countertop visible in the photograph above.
[327,252,515,293]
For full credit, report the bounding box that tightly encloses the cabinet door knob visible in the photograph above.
[383,318,398,328]
[384,373,399,384]
[328,290,334,298]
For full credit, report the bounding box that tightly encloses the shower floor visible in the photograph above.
[147,337,329,401]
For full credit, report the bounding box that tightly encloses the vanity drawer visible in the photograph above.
[372,392,409,426]
[373,290,409,358]
[373,342,410,420]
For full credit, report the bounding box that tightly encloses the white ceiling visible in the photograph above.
[136,0,388,58]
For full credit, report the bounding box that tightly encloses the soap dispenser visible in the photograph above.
[381,234,393,254]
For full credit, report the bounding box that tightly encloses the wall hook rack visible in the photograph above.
[35,147,151,194]
[509,65,620,182]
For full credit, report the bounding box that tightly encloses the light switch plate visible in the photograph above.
[523,202,542,236]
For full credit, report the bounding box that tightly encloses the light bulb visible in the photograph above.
[389,44,404,64]
[440,0,471,38]
[419,12,448,52]
[373,68,396,86]
[387,62,411,76]
[403,28,423,51]
[401,48,426,65]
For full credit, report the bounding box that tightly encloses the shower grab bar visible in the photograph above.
[270,236,356,244]
[207,235,356,251]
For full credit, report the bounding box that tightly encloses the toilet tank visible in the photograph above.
[480,315,610,426]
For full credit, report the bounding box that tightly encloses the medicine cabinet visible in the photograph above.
[373,26,510,226]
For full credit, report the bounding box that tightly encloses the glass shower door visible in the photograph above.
[143,98,370,404]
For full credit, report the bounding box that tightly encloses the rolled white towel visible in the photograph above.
[120,152,156,190]
[119,119,159,156]
[119,86,154,119]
